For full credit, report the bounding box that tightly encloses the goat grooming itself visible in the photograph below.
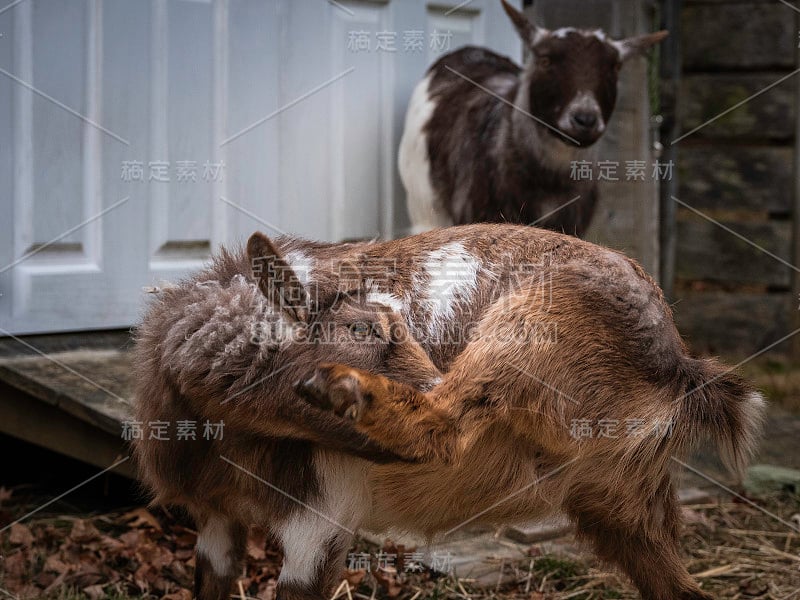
[133,234,443,599]
[135,224,762,600]
[399,0,667,235]
[297,225,764,600]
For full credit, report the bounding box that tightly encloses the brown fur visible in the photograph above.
[133,233,443,599]
[134,224,763,600]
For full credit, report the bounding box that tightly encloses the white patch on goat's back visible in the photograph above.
[417,242,480,338]
[196,515,233,576]
[398,74,454,233]
[277,452,370,585]
[366,290,405,313]
[283,249,314,286]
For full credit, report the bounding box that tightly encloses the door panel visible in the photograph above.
[0,0,522,334]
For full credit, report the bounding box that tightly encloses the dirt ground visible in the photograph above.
[0,492,799,600]
[1,360,799,600]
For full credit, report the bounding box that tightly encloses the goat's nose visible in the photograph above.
[571,111,598,130]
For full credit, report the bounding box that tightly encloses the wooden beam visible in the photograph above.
[659,0,682,299]
[792,7,800,362]
[0,381,134,478]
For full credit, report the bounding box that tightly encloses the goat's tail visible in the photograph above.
[671,357,766,476]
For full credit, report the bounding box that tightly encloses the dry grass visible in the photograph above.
[348,494,800,599]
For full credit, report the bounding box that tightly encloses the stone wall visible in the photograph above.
[673,0,798,358]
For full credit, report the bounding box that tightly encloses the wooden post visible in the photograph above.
[791,7,800,362]
[658,0,682,301]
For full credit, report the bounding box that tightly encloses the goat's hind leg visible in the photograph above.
[296,363,458,463]
[566,477,713,600]
[193,513,247,600]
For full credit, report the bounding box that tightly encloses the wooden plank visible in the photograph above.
[791,5,800,363]
[506,489,712,544]
[678,145,793,215]
[506,515,572,543]
[682,4,796,71]
[672,291,792,358]
[679,73,796,141]
[0,380,134,477]
[659,0,682,298]
[675,218,792,287]
[0,349,133,436]
[0,330,131,358]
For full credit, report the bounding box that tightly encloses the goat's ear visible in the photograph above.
[615,30,668,62]
[246,231,309,322]
[500,0,542,48]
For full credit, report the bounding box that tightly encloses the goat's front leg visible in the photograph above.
[296,363,462,463]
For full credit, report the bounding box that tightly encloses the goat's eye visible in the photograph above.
[349,322,370,339]
[538,56,551,69]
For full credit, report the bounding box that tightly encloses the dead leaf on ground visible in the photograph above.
[70,519,102,543]
[119,528,143,547]
[247,528,267,561]
[257,579,277,600]
[122,507,163,531]
[8,522,34,546]
[373,567,403,597]
[82,584,106,599]
[163,589,192,600]
[2,550,29,579]
[43,554,70,574]
[344,569,367,586]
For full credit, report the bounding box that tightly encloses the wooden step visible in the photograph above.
[0,332,134,476]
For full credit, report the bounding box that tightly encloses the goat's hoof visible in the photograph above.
[294,364,365,421]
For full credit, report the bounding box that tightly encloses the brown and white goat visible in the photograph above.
[134,223,763,600]
[399,0,667,236]
[133,234,443,599]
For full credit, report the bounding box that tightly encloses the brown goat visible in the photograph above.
[133,233,443,599]
[134,223,764,600]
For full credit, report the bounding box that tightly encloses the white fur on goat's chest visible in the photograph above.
[275,451,370,586]
[398,74,453,234]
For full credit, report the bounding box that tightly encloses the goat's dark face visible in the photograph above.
[500,0,667,147]
[246,232,442,394]
[528,31,621,146]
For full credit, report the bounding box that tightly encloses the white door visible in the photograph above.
[0,0,521,335]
